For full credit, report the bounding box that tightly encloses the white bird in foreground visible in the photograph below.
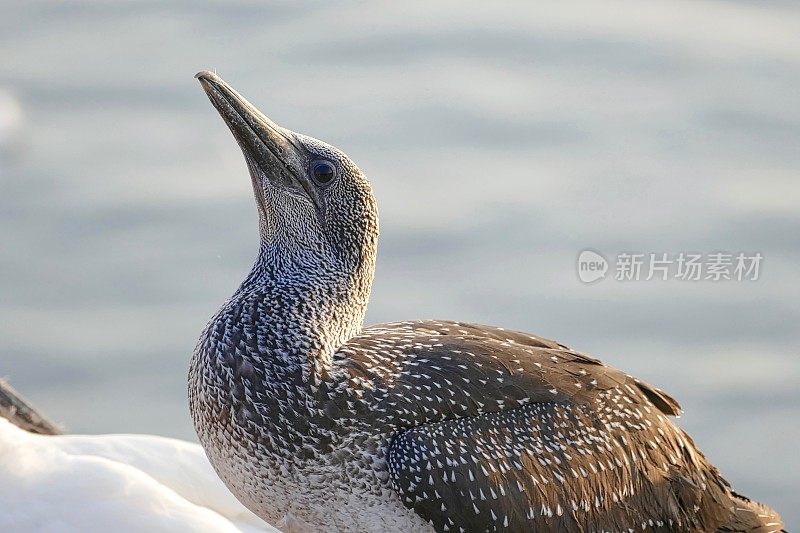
[0,417,277,532]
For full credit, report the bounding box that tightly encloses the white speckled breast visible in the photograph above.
[188,293,432,532]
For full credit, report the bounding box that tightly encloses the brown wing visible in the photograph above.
[334,321,782,532]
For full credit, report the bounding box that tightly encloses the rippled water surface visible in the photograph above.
[1,1,798,526]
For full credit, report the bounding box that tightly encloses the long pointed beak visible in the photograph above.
[195,70,319,211]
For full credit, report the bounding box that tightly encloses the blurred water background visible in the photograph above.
[1,0,798,525]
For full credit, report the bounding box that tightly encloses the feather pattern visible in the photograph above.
[331,320,778,532]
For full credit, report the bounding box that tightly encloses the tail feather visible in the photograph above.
[717,492,786,533]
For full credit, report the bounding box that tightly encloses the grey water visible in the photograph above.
[1,0,798,526]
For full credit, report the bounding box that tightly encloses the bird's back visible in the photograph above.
[333,320,784,532]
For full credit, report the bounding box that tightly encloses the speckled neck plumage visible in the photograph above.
[188,71,784,533]
[231,241,375,374]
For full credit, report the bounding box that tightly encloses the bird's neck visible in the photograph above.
[226,245,373,378]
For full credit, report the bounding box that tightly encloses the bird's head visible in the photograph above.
[196,71,378,287]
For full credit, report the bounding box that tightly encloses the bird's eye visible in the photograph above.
[311,161,336,186]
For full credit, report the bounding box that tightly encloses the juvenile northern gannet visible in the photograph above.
[189,71,784,533]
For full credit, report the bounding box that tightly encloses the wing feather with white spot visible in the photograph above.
[334,321,780,532]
